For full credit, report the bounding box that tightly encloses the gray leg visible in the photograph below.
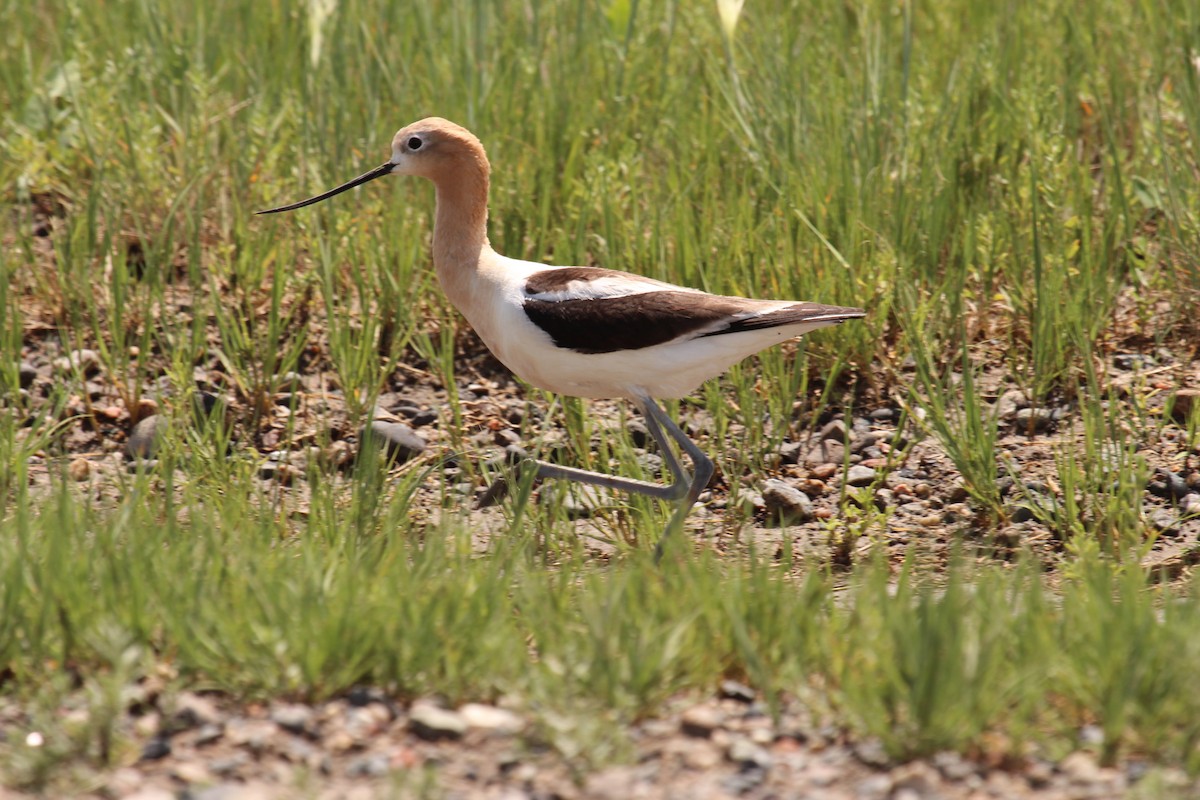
[529,392,712,561]
[634,395,714,562]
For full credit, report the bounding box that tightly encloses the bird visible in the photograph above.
[257,118,865,557]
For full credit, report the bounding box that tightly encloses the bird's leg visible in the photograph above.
[530,398,688,503]
[498,394,711,559]
[632,394,715,561]
[527,394,710,506]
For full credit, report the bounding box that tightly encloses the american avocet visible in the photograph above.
[258,118,865,555]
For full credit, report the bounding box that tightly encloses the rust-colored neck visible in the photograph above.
[431,157,491,291]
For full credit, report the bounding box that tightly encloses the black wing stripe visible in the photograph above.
[523,293,865,355]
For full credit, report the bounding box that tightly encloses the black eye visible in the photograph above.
[407,136,422,150]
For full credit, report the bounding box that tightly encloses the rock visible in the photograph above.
[139,735,171,761]
[193,391,229,424]
[635,451,661,475]
[409,408,437,427]
[681,705,724,738]
[722,766,768,794]
[54,348,101,377]
[275,371,303,393]
[1014,406,1056,433]
[364,420,426,464]
[122,791,174,800]
[171,761,212,784]
[126,414,163,460]
[933,750,976,780]
[409,701,466,740]
[818,419,850,443]
[18,362,38,389]
[1151,509,1181,535]
[270,703,315,736]
[996,389,1028,420]
[869,408,895,422]
[195,724,224,745]
[679,739,722,770]
[345,686,385,707]
[191,781,276,800]
[459,703,524,735]
[1183,494,1200,517]
[855,774,893,799]
[719,679,756,703]
[762,479,814,522]
[347,754,391,777]
[126,398,157,426]
[853,737,890,767]
[873,488,895,510]
[173,691,222,729]
[850,432,878,454]
[207,753,249,777]
[626,419,650,448]
[1059,751,1102,783]
[805,440,846,466]
[778,440,803,464]
[224,718,275,752]
[68,457,90,481]
[731,489,765,514]
[1148,470,1190,501]
[1113,353,1153,371]
[727,736,772,768]
[845,465,877,487]
[1010,504,1036,524]
[1171,389,1200,423]
[810,463,838,480]
[542,483,605,519]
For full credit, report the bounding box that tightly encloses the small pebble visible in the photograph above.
[364,420,427,464]
[1182,494,1200,517]
[1113,353,1153,371]
[126,414,163,460]
[270,703,315,736]
[1170,389,1199,423]
[805,441,846,466]
[275,371,304,393]
[139,736,171,761]
[346,754,391,778]
[845,465,877,487]
[996,389,1028,420]
[719,679,756,703]
[818,419,849,443]
[762,479,814,522]
[409,701,466,740]
[18,362,38,389]
[626,419,650,447]
[778,441,803,464]
[727,737,772,768]
[1014,406,1056,433]
[68,457,90,481]
[1151,509,1181,535]
[54,348,101,377]
[681,706,723,738]
[810,463,837,480]
[459,703,524,735]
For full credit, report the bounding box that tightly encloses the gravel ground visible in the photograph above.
[4,683,1192,799]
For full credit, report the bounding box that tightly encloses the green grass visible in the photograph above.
[3,0,1200,790]
[4,485,1200,777]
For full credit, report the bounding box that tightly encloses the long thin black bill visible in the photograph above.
[255,161,395,214]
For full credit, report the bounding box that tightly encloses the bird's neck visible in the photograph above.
[432,168,491,302]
